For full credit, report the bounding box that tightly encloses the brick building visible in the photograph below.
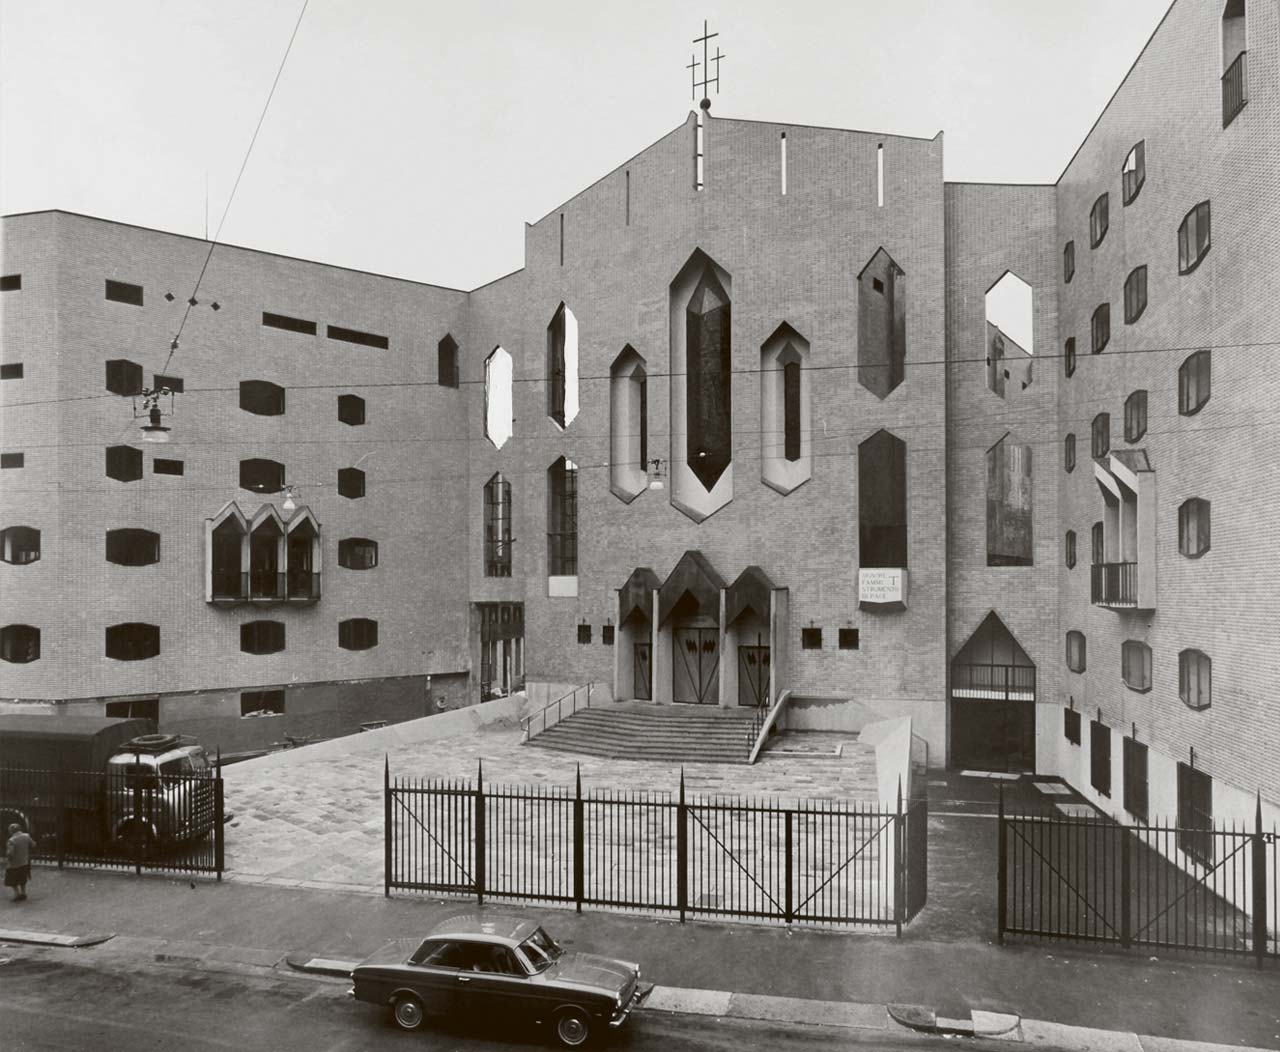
[2,0,1277,832]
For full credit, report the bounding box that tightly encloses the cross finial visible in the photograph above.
[692,19,723,110]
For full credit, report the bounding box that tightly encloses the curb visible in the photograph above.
[0,928,115,948]
[285,952,358,978]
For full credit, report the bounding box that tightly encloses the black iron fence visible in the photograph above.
[1091,561,1137,606]
[998,795,1277,968]
[1223,50,1247,128]
[0,765,224,877]
[386,762,927,931]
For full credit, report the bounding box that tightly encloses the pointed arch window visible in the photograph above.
[686,271,732,489]
[208,505,248,602]
[546,303,579,429]
[285,510,321,601]
[484,346,513,449]
[609,346,648,502]
[438,334,459,388]
[249,514,285,600]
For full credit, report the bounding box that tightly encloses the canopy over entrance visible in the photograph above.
[618,567,660,623]
[725,565,775,625]
[658,550,725,626]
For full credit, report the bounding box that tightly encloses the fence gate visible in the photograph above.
[385,766,477,896]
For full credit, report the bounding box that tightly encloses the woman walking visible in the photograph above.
[5,822,36,901]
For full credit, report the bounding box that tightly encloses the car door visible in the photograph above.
[456,945,537,1022]
[407,939,467,1015]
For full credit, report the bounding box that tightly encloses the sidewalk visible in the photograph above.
[2,868,1277,1049]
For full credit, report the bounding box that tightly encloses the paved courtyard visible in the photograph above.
[221,719,879,892]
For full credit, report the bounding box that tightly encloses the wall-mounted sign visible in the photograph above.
[859,568,908,611]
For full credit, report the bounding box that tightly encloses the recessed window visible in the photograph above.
[857,249,906,399]
[1065,530,1077,569]
[438,335,459,388]
[1123,266,1148,324]
[1121,141,1145,205]
[484,473,512,577]
[484,347,514,450]
[338,537,378,569]
[339,617,378,650]
[801,627,822,649]
[1123,736,1149,822]
[858,430,908,568]
[1066,630,1086,673]
[240,620,285,655]
[547,457,578,576]
[1091,304,1110,354]
[337,393,366,426]
[546,302,580,429]
[106,445,143,482]
[1178,498,1210,558]
[1179,649,1211,710]
[262,312,316,336]
[241,689,285,717]
[986,436,1033,567]
[1063,706,1081,745]
[1178,202,1211,275]
[1091,521,1104,565]
[105,528,160,566]
[0,363,23,380]
[1089,193,1109,248]
[154,374,184,394]
[240,380,285,416]
[240,459,285,494]
[0,624,40,663]
[609,345,650,501]
[106,698,159,721]
[1179,350,1210,415]
[1063,337,1076,378]
[1124,390,1148,442]
[105,622,160,661]
[153,458,184,476]
[338,467,366,499]
[602,624,615,646]
[577,624,592,645]
[1091,413,1110,460]
[105,279,144,306]
[1090,719,1112,797]
[105,359,144,396]
[0,452,23,470]
[984,271,1034,399]
[1122,640,1152,692]
[838,627,860,650]
[1063,241,1075,283]
[1,526,40,565]
[1064,433,1076,473]
[1177,763,1213,865]
[0,274,20,292]
[327,324,388,350]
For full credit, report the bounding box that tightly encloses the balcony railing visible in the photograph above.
[951,663,1036,700]
[250,570,286,601]
[1091,561,1137,607]
[286,571,321,603]
[1223,50,1247,128]
[211,570,247,603]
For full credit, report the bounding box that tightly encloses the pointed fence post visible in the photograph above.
[1120,821,1131,948]
[1253,793,1268,971]
[383,755,391,898]
[894,777,904,938]
[784,807,794,925]
[677,768,688,923]
[214,772,225,880]
[475,759,486,906]
[997,781,1007,944]
[573,764,584,912]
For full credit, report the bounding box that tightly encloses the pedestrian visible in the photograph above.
[5,822,36,902]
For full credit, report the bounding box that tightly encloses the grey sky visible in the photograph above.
[1,0,1171,291]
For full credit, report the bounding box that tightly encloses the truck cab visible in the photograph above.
[105,734,217,853]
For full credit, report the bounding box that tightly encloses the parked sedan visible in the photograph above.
[350,913,653,1047]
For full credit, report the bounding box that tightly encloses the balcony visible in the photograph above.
[249,570,286,602]
[286,570,322,604]
[1091,562,1137,609]
[1223,51,1247,128]
[951,662,1036,701]
[211,570,247,606]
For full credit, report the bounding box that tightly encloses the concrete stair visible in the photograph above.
[526,704,758,765]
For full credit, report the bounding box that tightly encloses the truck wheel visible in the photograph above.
[391,995,425,1031]
[555,1007,592,1048]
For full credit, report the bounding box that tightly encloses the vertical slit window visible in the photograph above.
[1124,390,1147,442]
[1091,303,1110,353]
[858,430,908,568]
[1178,498,1210,557]
[1089,193,1109,248]
[1122,141,1145,204]
[484,473,513,578]
[1124,266,1148,323]
[1063,241,1075,283]
[547,457,578,577]
[1064,337,1076,378]
[1179,649,1211,710]
[1178,350,1210,415]
[1178,202,1211,274]
[437,335,459,389]
[1064,434,1075,473]
[1091,413,1110,460]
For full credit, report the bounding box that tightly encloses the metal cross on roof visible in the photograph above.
[691,20,723,109]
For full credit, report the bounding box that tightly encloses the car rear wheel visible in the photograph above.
[392,995,425,1031]
[555,1007,592,1048]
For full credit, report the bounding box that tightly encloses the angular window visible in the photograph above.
[338,467,365,499]
[1124,390,1148,442]
[986,435,1033,566]
[240,458,285,494]
[857,248,906,399]
[1122,640,1152,692]
[240,620,285,655]
[1,363,24,380]
[1,526,40,565]
[547,457,578,577]
[106,445,143,482]
[577,624,592,645]
[154,374,184,394]
[1178,498,1210,558]
[0,624,40,663]
[105,528,160,566]
[858,430,908,568]
[438,334,459,389]
[1178,202,1211,274]
[339,617,378,651]
[602,624,615,645]
[1090,719,1112,797]
[838,628,860,650]
[1064,433,1076,473]
[285,511,320,602]
[1063,241,1075,283]
[105,279,144,306]
[1091,521,1104,565]
[1123,736,1149,822]
[262,311,316,336]
[1221,0,1247,127]
[484,473,512,578]
[153,458,184,476]
[338,537,378,570]
[985,272,1034,398]
[105,622,160,661]
[801,627,823,650]
[240,380,285,416]
[1064,337,1076,378]
[0,452,23,470]
[1089,193,1109,248]
[1065,530,1077,569]
[546,303,579,429]
[1177,763,1214,865]
[106,698,159,721]
[609,346,649,502]
[1121,141,1145,205]
[1179,350,1210,415]
[241,689,285,717]
[1091,303,1110,354]
[483,346,513,450]
[105,359,144,396]
[1064,706,1081,745]
[327,325,388,350]
[1091,413,1110,460]
[1124,266,1148,324]
[760,323,811,494]
[1066,630,1086,673]
[210,513,246,601]
[1179,649,1211,710]
[249,515,284,600]
[0,274,20,292]
[337,394,365,426]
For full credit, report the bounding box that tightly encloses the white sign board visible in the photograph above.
[859,568,907,608]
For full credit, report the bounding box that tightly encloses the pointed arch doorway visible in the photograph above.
[950,612,1037,772]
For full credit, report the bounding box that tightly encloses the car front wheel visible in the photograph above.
[392,995,425,1031]
[555,1007,592,1048]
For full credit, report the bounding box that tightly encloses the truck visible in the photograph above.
[0,715,218,859]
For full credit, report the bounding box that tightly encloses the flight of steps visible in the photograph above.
[526,703,759,765]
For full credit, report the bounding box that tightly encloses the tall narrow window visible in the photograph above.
[1122,640,1152,692]
[1178,763,1214,864]
[858,430,907,568]
[1122,141,1146,204]
[249,517,283,599]
[1064,433,1076,473]
[285,512,319,601]
[780,132,787,195]
[985,272,1034,398]
[876,143,884,207]
[210,515,245,601]
[1091,413,1110,460]
[760,323,811,494]
[1178,202,1211,274]
[609,346,648,502]
[1091,303,1110,353]
[1124,736,1149,822]
[986,436,1033,566]
[1124,266,1148,323]
[1066,630,1086,673]
[1124,390,1148,442]
[1179,350,1211,415]
[547,457,578,577]
[857,249,906,399]
[1221,0,1247,127]
[1091,522,1104,565]
[484,472,512,577]
[1179,649,1211,710]
[484,346,514,449]
[1065,530,1077,569]
[1090,193,1109,248]
[783,360,800,460]
[1063,241,1075,283]
[1178,498,1210,557]
[437,335,459,389]
[1090,719,1112,797]
[1064,337,1076,378]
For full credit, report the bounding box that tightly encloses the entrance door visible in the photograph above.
[951,698,1035,772]
[634,642,652,700]
[737,644,770,707]
[673,624,719,704]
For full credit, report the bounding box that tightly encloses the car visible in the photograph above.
[350,913,653,1047]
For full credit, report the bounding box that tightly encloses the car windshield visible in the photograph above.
[518,928,564,972]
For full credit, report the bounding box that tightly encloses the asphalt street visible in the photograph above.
[0,946,1018,1052]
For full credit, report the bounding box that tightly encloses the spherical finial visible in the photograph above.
[700,97,711,111]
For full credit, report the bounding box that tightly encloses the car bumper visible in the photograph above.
[609,981,654,1028]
